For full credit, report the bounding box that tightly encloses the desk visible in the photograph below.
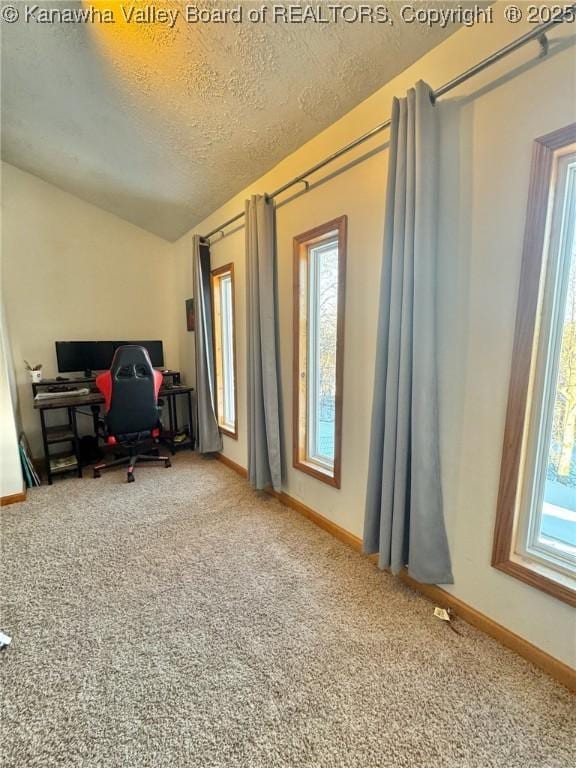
[34,384,194,484]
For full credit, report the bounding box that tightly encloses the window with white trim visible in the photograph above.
[517,150,576,577]
[493,127,576,606]
[211,264,237,438]
[293,217,346,487]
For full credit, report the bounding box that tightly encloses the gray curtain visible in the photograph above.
[245,195,282,491]
[364,81,453,584]
[193,234,222,454]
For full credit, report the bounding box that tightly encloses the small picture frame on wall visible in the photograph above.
[185,298,195,332]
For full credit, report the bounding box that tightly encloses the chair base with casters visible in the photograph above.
[93,437,171,483]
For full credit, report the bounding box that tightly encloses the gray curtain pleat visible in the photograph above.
[192,234,223,454]
[364,81,453,584]
[245,195,282,491]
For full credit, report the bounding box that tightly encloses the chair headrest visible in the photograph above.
[111,345,154,379]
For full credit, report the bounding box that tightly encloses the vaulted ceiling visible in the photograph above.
[2,1,468,240]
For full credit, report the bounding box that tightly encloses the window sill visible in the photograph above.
[293,457,340,488]
[492,554,576,607]
[219,426,238,440]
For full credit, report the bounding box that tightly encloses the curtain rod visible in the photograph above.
[203,7,575,241]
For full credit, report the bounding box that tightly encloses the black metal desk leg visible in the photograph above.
[167,395,174,434]
[187,391,194,451]
[70,407,82,478]
[166,396,175,455]
[40,409,52,485]
[173,394,179,433]
[91,405,100,437]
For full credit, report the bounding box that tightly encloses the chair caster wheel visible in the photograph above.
[127,473,135,483]
[93,470,101,479]
[165,459,171,468]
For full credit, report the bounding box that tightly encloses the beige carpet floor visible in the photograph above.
[1,453,574,767]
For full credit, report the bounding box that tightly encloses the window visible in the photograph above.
[493,124,576,606]
[293,217,346,487]
[211,264,237,438]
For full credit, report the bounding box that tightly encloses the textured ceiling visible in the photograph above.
[2,1,469,240]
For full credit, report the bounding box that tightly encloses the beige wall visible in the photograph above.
[1,163,24,498]
[174,17,576,666]
[1,163,180,456]
[0,308,23,498]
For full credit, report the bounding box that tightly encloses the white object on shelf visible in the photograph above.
[34,388,90,400]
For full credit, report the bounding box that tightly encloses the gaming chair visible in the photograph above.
[93,345,171,482]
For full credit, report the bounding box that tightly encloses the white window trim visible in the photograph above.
[306,238,339,469]
[211,265,237,439]
[220,274,235,431]
[292,216,347,489]
[515,152,576,580]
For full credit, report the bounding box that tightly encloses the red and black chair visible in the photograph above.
[93,345,171,483]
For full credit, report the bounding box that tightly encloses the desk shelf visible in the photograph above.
[38,406,82,485]
[49,454,80,476]
[161,430,193,453]
[45,425,75,445]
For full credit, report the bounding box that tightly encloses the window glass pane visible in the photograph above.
[220,273,235,429]
[212,267,236,436]
[307,240,338,464]
[541,224,576,558]
[523,157,576,574]
[294,217,346,486]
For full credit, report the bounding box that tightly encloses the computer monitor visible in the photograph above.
[56,340,164,375]
[120,341,164,368]
[55,341,110,375]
